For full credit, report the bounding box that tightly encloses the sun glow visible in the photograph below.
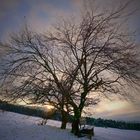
[45,105,54,110]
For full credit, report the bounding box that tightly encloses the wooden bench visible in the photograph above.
[80,127,94,140]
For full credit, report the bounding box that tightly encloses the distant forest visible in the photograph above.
[53,112,140,131]
[85,117,140,131]
[0,100,140,131]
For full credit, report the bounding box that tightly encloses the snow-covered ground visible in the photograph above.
[0,110,140,140]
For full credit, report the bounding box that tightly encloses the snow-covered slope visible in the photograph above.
[0,110,140,140]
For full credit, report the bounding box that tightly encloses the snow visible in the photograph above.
[0,110,140,140]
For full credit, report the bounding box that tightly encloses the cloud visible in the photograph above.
[91,99,140,121]
[0,0,20,19]
[26,0,75,33]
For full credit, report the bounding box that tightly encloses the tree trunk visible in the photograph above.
[60,110,68,129]
[71,109,81,136]
[61,120,67,129]
[71,118,80,136]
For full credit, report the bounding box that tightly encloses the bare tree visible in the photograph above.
[0,26,80,129]
[42,1,140,135]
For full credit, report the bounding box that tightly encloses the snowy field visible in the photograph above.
[0,111,140,140]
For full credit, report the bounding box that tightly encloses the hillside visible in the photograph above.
[0,110,140,140]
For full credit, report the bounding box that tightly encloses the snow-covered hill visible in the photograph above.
[0,110,140,140]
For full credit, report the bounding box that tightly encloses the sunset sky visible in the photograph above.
[0,0,140,121]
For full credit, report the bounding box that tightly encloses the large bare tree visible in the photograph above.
[42,1,140,135]
[0,26,80,129]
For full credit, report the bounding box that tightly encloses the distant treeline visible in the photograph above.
[0,100,54,119]
[86,117,140,131]
[0,100,140,131]
[50,112,140,131]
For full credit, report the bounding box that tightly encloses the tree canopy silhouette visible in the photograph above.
[0,0,140,135]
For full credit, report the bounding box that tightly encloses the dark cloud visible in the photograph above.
[0,0,19,19]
